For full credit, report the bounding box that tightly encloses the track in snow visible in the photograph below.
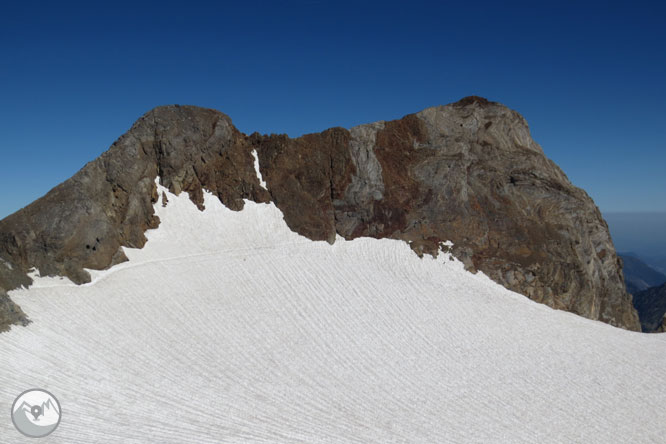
[1,182,665,443]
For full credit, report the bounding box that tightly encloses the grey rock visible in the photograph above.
[336,122,386,236]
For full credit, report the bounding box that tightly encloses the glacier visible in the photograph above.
[1,180,665,443]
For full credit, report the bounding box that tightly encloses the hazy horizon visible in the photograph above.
[604,212,666,272]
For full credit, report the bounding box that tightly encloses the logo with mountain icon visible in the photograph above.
[11,389,62,438]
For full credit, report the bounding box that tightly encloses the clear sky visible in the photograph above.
[1,1,665,219]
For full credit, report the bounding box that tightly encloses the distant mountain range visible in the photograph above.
[618,253,666,294]
[617,253,666,332]
[633,282,666,332]
[604,212,666,274]
[640,254,666,275]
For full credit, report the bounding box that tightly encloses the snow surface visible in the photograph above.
[251,149,267,189]
[1,181,665,443]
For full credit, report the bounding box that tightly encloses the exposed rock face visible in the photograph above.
[0,97,641,332]
[633,282,666,332]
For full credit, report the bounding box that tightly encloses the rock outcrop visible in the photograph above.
[0,97,641,332]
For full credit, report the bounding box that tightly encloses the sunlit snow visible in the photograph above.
[1,180,665,443]
[251,149,267,189]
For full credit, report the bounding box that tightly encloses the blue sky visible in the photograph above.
[1,1,665,219]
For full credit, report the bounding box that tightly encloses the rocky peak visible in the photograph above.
[0,98,641,331]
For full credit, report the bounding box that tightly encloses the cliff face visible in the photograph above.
[0,97,640,332]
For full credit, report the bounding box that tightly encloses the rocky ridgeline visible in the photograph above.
[0,97,640,332]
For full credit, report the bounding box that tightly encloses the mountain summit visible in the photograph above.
[0,97,639,331]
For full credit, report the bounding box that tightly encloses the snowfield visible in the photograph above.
[1,181,665,443]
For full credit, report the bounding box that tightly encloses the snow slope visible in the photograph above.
[1,181,665,443]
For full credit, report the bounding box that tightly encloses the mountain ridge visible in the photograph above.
[618,252,666,294]
[0,96,640,331]
[633,282,666,332]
